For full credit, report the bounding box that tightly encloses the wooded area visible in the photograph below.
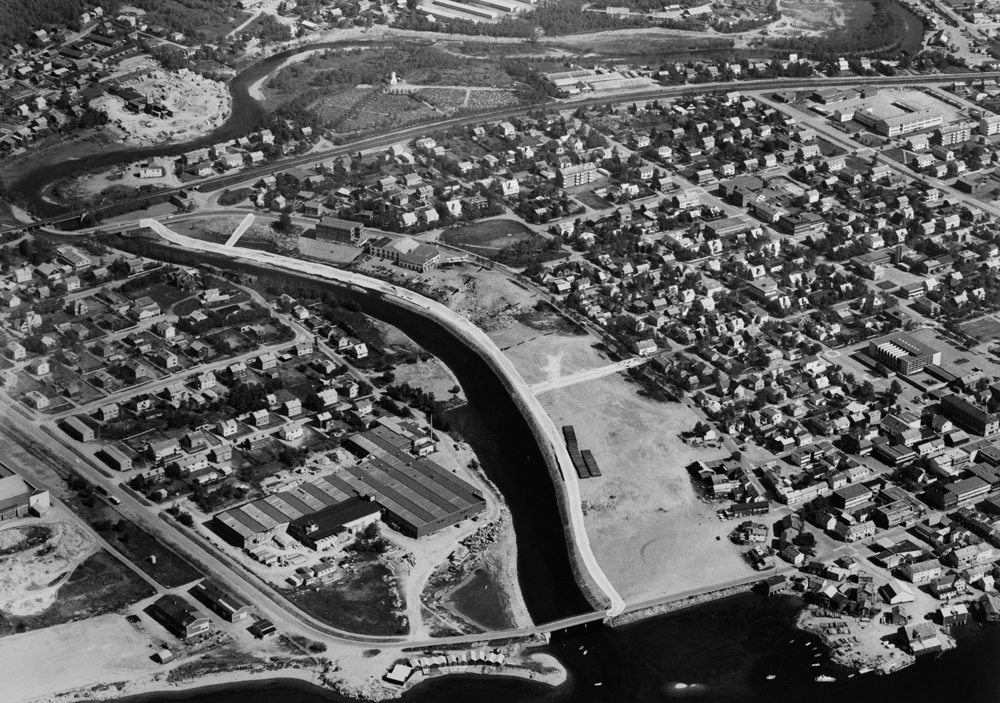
[0,0,91,52]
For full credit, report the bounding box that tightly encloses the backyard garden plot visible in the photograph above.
[328,92,439,134]
[414,87,523,114]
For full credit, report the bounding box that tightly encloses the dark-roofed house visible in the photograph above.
[62,416,95,442]
[149,595,211,639]
[190,580,252,622]
[100,445,133,472]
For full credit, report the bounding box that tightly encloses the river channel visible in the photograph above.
[117,591,1000,703]
[7,40,416,218]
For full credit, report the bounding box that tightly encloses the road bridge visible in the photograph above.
[224,213,255,247]
[530,357,648,395]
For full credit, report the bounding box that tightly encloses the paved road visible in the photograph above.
[530,357,648,395]
[225,213,256,247]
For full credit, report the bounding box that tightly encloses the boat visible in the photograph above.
[815,675,836,683]
[811,663,820,667]
[766,675,777,680]
[595,683,602,687]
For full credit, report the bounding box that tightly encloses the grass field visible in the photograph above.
[66,491,202,589]
[961,317,1000,342]
[287,556,407,636]
[0,550,155,637]
[441,219,536,254]
[575,192,614,210]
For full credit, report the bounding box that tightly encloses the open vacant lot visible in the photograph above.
[0,549,155,637]
[539,373,752,604]
[0,610,161,699]
[287,556,406,636]
[0,518,96,618]
[92,67,231,147]
[493,320,609,387]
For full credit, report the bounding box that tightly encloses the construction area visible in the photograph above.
[92,67,232,147]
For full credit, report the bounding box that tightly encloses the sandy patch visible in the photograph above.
[67,162,184,200]
[249,48,327,102]
[491,319,610,387]
[393,358,465,404]
[0,520,97,617]
[538,373,752,604]
[93,68,231,147]
[1,613,160,702]
[770,0,849,37]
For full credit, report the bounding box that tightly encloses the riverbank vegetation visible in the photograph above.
[769,0,912,57]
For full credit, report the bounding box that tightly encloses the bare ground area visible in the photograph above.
[0,516,96,616]
[0,612,162,702]
[419,265,539,332]
[372,320,466,403]
[491,319,609,387]
[91,68,232,147]
[538,373,754,605]
[393,358,465,404]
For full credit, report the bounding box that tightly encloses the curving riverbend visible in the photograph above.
[6,40,417,218]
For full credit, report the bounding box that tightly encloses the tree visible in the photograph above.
[888,379,903,398]
[277,212,293,231]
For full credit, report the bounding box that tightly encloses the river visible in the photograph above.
[6,40,414,219]
[91,241,1000,703]
[116,593,1000,703]
[112,240,593,623]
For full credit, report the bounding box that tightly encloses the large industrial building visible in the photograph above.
[544,69,651,97]
[866,332,941,375]
[289,497,382,550]
[941,394,1000,436]
[0,463,49,522]
[368,236,441,272]
[214,425,486,548]
[853,104,943,137]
